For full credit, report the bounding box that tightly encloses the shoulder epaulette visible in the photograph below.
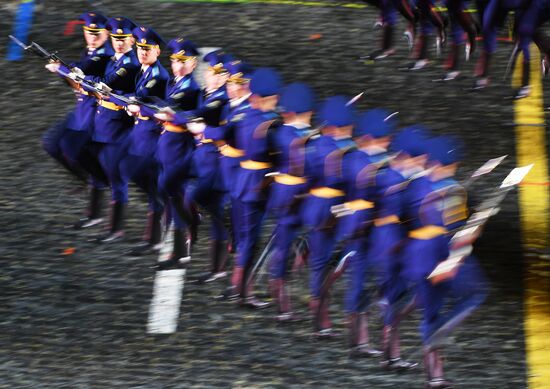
[123,57,131,64]
[152,66,159,77]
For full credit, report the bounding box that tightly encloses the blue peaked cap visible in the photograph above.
[80,12,108,32]
[391,126,430,156]
[167,38,199,58]
[354,108,396,138]
[250,67,282,97]
[428,136,464,165]
[133,26,165,48]
[318,95,356,127]
[106,17,136,38]
[279,83,316,114]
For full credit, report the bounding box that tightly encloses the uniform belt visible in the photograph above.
[344,199,374,211]
[240,160,273,170]
[80,90,90,96]
[219,144,245,158]
[374,215,400,227]
[309,187,345,198]
[137,115,150,121]
[408,225,448,240]
[163,123,187,133]
[201,138,214,144]
[98,100,124,111]
[274,174,307,185]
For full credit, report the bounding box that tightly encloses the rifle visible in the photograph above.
[428,163,534,284]
[9,35,72,69]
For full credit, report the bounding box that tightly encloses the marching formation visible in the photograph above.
[26,7,532,389]
[363,0,550,98]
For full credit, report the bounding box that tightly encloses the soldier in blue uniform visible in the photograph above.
[266,82,316,321]
[207,60,254,262]
[372,127,429,370]
[403,0,446,71]
[302,96,356,337]
[117,26,169,253]
[153,38,201,270]
[441,0,478,81]
[224,68,282,309]
[472,0,529,90]
[361,0,417,60]
[187,50,232,283]
[43,11,112,229]
[83,16,140,243]
[513,0,550,98]
[410,136,487,388]
[342,109,395,357]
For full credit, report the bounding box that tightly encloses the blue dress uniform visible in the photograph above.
[372,127,429,369]
[406,136,486,388]
[301,96,356,336]
[186,51,232,281]
[84,17,140,242]
[117,26,169,251]
[155,38,202,270]
[266,82,316,321]
[228,68,282,309]
[41,12,112,228]
[342,109,395,357]
[514,0,550,97]
[443,0,477,79]
[202,60,254,264]
[474,0,529,88]
[361,0,416,60]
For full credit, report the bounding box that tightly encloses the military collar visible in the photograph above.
[230,93,251,108]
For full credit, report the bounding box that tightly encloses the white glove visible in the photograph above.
[159,106,176,115]
[154,112,173,122]
[45,62,60,73]
[71,67,85,79]
[187,121,206,135]
[127,104,141,116]
[96,82,112,94]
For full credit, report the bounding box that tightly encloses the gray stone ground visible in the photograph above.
[0,1,539,387]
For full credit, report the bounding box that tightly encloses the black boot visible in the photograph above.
[193,240,228,284]
[128,211,163,256]
[362,25,395,60]
[156,228,191,271]
[96,201,125,243]
[74,187,104,229]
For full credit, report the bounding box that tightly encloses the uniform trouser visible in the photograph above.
[367,224,408,325]
[235,200,266,277]
[119,152,163,212]
[269,220,300,280]
[158,160,193,229]
[97,139,129,203]
[308,227,338,298]
[191,180,228,242]
[343,238,374,313]
[60,129,109,188]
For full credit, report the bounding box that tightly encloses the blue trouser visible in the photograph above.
[158,161,192,229]
[119,151,163,212]
[97,139,129,203]
[235,199,266,269]
[302,195,341,298]
[367,223,408,324]
[267,181,307,279]
[191,181,228,242]
[343,238,373,313]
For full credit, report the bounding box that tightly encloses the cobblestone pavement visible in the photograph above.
[0,1,540,387]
